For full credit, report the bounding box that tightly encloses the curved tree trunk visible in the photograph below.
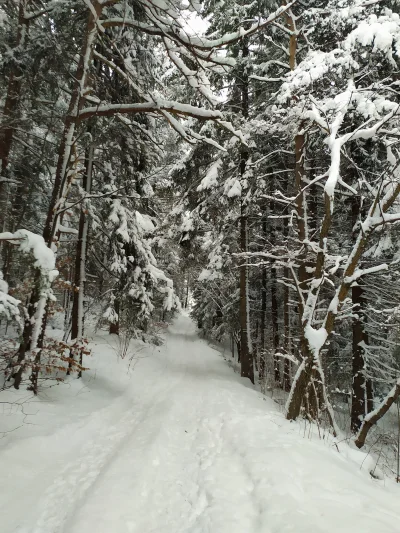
[355,379,400,449]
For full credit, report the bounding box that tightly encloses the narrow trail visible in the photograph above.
[62,318,254,533]
[1,314,399,533]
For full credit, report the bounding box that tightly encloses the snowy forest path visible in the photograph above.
[2,314,400,533]
[62,314,260,533]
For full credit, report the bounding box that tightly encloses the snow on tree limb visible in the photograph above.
[0,230,58,283]
[102,2,296,52]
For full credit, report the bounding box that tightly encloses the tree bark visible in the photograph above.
[70,144,94,375]
[283,220,291,391]
[294,132,307,300]
[240,202,254,383]
[351,282,370,431]
[239,38,254,384]
[185,275,190,308]
[355,379,400,448]
[259,226,267,382]
[109,296,120,335]
[271,263,281,384]
[350,196,373,431]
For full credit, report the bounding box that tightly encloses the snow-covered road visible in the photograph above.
[1,314,399,533]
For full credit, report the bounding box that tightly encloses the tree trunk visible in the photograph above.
[284,5,331,419]
[238,37,254,384]
[13,282,40,389]
[70,144,94,375]
[350,196,373,431]
[259,250,267,382]
[185,276,190,308]
[351,283,370,431]
[355,379,400,448]
[283,222,291,391]
[268,197,281,385]
[283,358,291,392]
[110,297,120,335]
[286,337,313,420]
[271,264,280,385]
[366,379,374,414]
[294,131,307,302]
[240,203,254,383]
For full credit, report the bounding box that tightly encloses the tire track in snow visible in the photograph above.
[30,347,182,533]
[32,409,138,533]
[63,329,227,533]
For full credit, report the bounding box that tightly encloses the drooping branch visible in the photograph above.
[78,101,246,146]
[78,101,223,121]
[101,2,296,53]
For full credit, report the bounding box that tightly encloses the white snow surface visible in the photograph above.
[1,314,399,533]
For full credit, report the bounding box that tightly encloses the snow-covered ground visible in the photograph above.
[1,314,399,533]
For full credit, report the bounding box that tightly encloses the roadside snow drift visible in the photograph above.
[0,314,399,533]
